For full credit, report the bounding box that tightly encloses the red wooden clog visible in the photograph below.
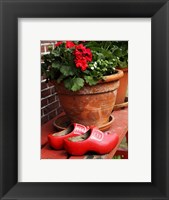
[63,127,119,155]
[48,123,89,150]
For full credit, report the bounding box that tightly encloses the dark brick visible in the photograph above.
[44,101,59,115]
[48,110,57,120]
[57,106,64,115]
[41,74,47,80]
[48,95,56,103]
[41,99,47,107]
[48,81,55,87]
[41,109,44,116]
[55,95,60,101]
[41,115,48,125]
[41,45,45,53]
[41,82,48,90]
[41,76,45,81]
[41,89,51,98]
[51,86,56,94]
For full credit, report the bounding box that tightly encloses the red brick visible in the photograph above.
[51,87,56,94]
[48,81,55,87]
[48,95,56,103]
[44,102,59,115]
[41,99,48,108]
[48,110,57,120]
[55,95,60,101]
[41,82,48,90]
[41,88,51,98]
[41,115,48,125]
[41,45,45,53]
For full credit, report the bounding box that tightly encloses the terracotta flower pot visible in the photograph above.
[56,69,124,127]
[115,67,128,105]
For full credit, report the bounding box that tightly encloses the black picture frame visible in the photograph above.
[0,0,169,199]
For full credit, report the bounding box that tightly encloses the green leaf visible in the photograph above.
[52,62,60,69]
[71,78,84,91]
[83,69,90,75]
[60,65,75,76]
[114,48,123,57]
[48,46,53,51]
[41,63,48,70]
[51,49,60,57]
[117,60,128,69]
[64,78,72,90]
[84,76,98,86]
[46,70,55,80]
[57,75,65,83]
[64,77,84,91]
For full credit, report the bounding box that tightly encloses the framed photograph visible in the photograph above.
[40,40,129,160]
[0,0,169,199]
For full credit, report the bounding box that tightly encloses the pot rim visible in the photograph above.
[117,66,128,72]
[99,69,124,83]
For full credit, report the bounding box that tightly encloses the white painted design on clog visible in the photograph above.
[74,124,87,134]
[90,130,104,141]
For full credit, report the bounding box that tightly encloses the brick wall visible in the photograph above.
[41,41,63,124]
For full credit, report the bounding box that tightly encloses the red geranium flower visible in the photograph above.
[75,59,88,71]
[66,41,76,48]
[74,49,82,59]
[83,48,92,62]
[74,43,92,71]
[75,44,86,51]
[55,41,63,47]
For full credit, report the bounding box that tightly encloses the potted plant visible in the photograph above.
[111,42,128,105]
[41,41,125,127]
